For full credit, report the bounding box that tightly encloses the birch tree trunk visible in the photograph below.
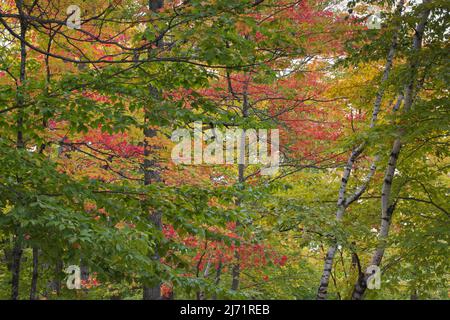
[316,0,405,300]
[317,146,361,299]
[351,0,432,300]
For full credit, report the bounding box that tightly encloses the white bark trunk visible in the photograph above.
[352,0,432,300]
[316,1,406,299]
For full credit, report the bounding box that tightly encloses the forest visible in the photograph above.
[0,0,448,301]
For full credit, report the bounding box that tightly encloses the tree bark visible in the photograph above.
[142,0,165,300]
[231,81,249,291]
[351,0,431,300]
[212,256,223,300]
[11,235,23,300]
[54,259,63,296]
[11,0,28,300]
[29,247,39,300]
[142,92,164,301]
[316,1,405,300]
[197,259,212,300]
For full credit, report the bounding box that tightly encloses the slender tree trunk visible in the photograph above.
[316,1,405,300]
[231,82,249,291]
[142,92,163,300]
[352,1,431,300]
[317,244,339,299]
[369,0,405,128]
[212,256,223,300]
[54,259,63,296]
[143,0,164,300]
[29,30,54,301]
[80,260,89,294]
[197,259,211,300]
[231,169,243,291]
[29,247,39,300]
[11,235,23,300]
[11,0,28,300]
[46,259,63,296]
[317,145,366,299]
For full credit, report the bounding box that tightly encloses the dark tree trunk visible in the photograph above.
[231,82,250,291]
[11,236,23,300]
[142,0,164,300]
[11,0,28,301]
[212,257,223,300]
[30,247,39,300]
[49,259,63,296]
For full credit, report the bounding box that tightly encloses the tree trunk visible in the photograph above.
[142,0,165,300]
[11,235,23,300]
[351,0,431,300]
[197,259,212,300]
[212,257,223,300]
[231,82,249,291]
[11,0,28,300]
[30,247,39,300]
[46,259,63,297]
[231,251,241,291]
[55,259,63,296]
[316,146,363,299]
[317,244,339,299]
[316,1,405,299]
